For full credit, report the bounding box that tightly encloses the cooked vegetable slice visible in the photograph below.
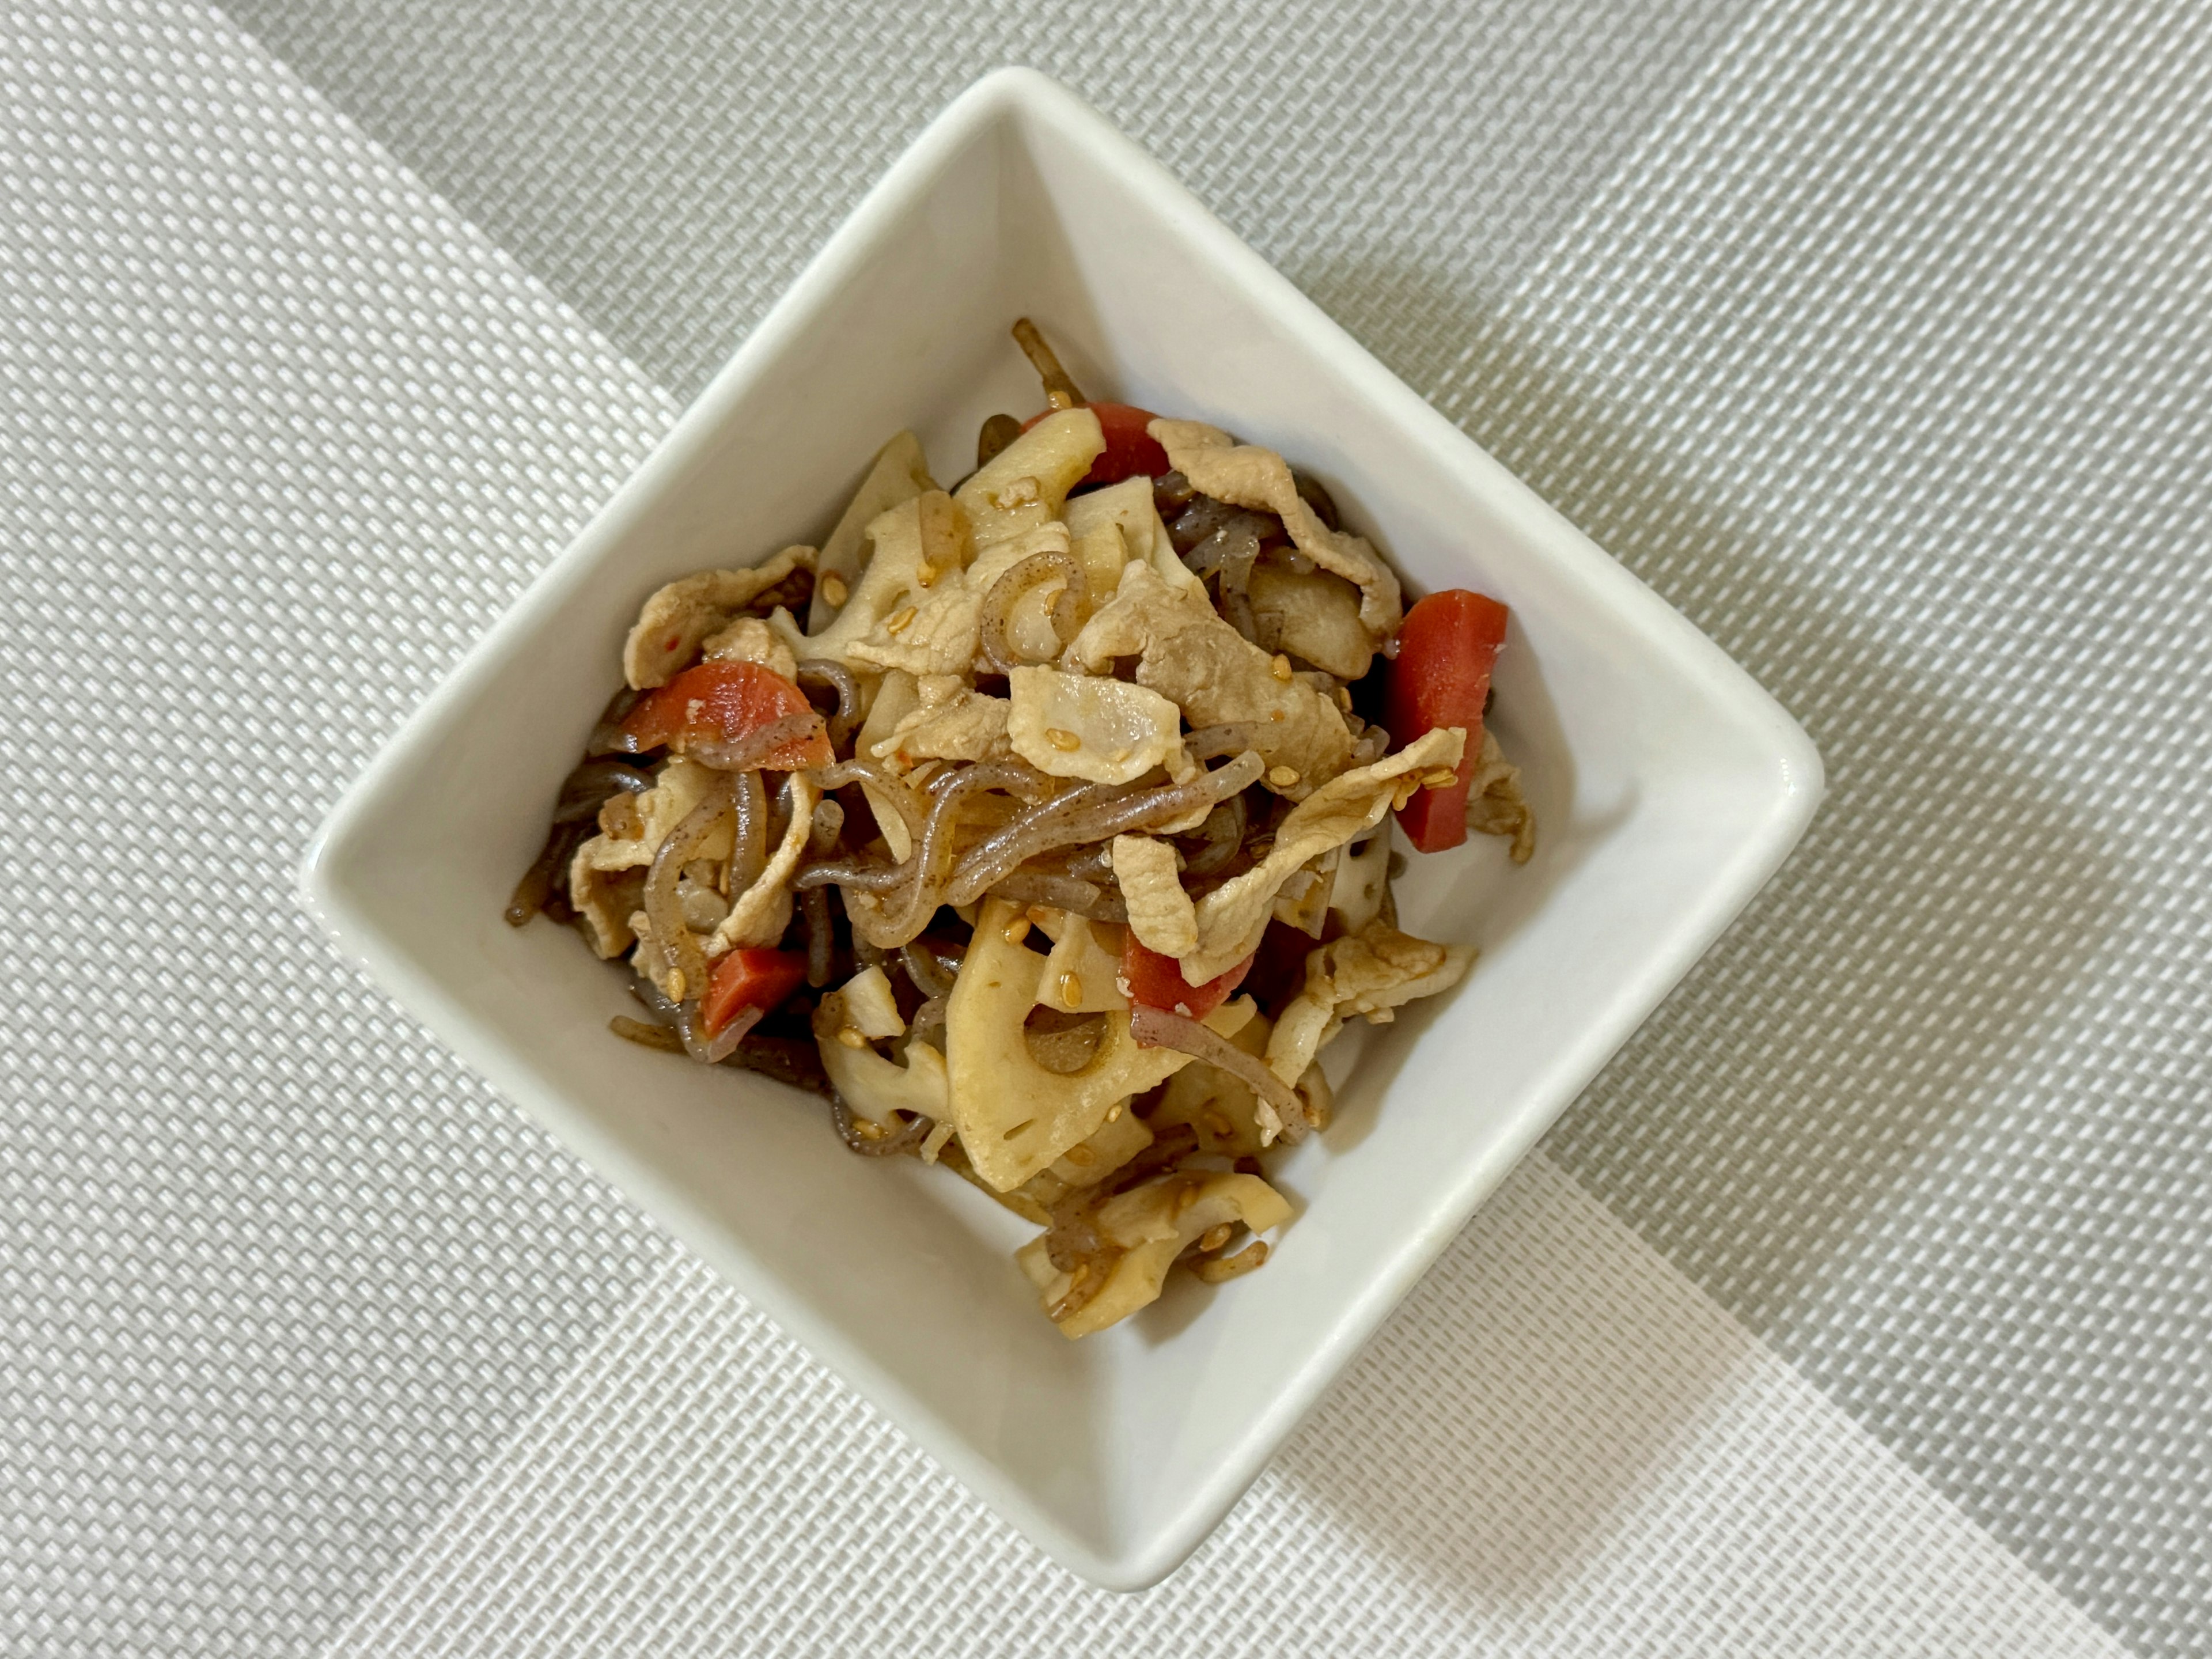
[700,948,806,1039]
[1024,401,1168,487]
[1016,1171,1291,1338]
[1384,588,1509,853]
[1120,934,1253,1022]
[1062,475,1187,599]
[945,897,1252,1190]
[619,661,834,771]
[838,965,907,1040]
[807,431,935,632]
[820,1034,950,1132]
[1328,830,1391,935]
[1031,910,1129,1014]
[774,492,963,670]
[1152,1009,1274,1157]
[955,407,1104,547]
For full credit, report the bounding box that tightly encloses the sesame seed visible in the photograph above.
[1270,653,1293,682]
[1173,1183,1201,1216]
[1046,726,1082,752]
[820,572,849,607]
[666,969,687,999]
[1199,1224,1233,1252]
[884,605,917,635]
[915,561,940,588]
[1268,765,1301,789]
[1107,1103,1124,1123]
[836,1028,868,1049]
[1059,971,1084,1006]
[1336,685,1354,710]
[1001,916,1032,946]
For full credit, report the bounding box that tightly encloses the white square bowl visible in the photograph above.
[301,67,1821,1589]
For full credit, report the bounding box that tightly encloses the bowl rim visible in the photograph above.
[301,65,1823,1589]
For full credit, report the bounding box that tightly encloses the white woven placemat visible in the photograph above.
[3,8,679,1653]
[323,1159,2121,1659]
[6,0,2208,1653]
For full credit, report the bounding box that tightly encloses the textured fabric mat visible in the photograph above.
[2,7,680,1655]
[219,2,2212,1652]
[325,1158,2124,1659]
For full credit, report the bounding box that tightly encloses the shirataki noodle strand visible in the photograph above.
[1179,795,1246,877]
[809,757,927,840]
[628,974,721,1065]
[551,759,653,824]
[946,752,1264,907]
[1128,1003,1303,1131]
[644,773,736,997]
[701,1002,764,1065]
[504,820,588,926]
[907,994,949,1048]
[794,858,910,895]
[979,550,1085,676]
[506,760,654,925]
[800,887,835,986]
[796,659,862,749]
[986,870,1115,916]
[608,1014,684,1052]
[683,709,819,772]
[831,1096,933,1157]
[1184,722,1275,763]
[897,941,959,1002]
[863,763,1033,947]
[728,770,767,899]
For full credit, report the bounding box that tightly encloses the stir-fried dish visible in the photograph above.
[509,321,1535,1338]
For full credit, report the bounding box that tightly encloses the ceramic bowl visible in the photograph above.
[301,68,1822,1588]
